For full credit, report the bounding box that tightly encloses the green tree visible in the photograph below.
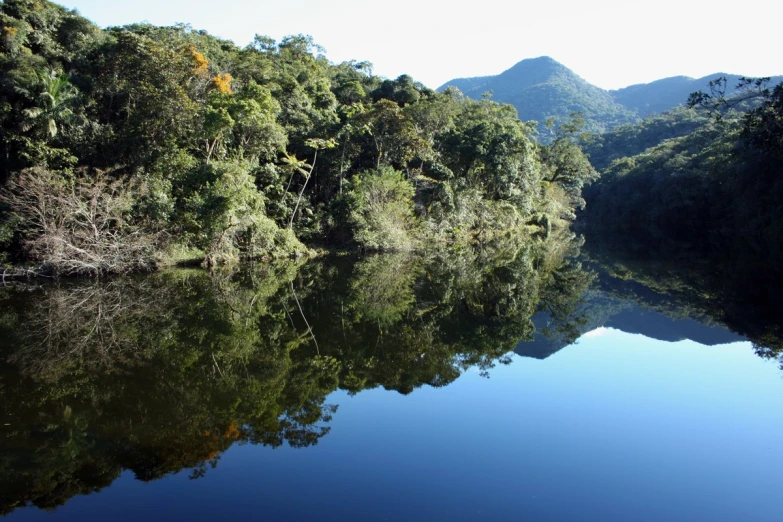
[539,113,599,217]
[286,137,337,229]
[742,82,783,153]
[17,69,78,138]
[346,166,418,250]
[356,99,426,169]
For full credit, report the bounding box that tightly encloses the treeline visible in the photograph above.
[581,77,783,257]
[0,0,597,274]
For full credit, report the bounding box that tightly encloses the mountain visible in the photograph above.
[611,73,783,117]
[440,58,783,138]
[440,57,638,137]
[514,282,745,360]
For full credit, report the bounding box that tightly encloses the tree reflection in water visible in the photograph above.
[4,230,782,515]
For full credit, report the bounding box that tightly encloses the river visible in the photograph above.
[1,239,781,521]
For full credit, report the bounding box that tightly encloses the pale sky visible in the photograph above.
[56,0,780,90]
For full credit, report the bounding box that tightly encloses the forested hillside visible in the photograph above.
[0,0,598,275]
[584,106,711,171]
[582,76,783,260]
[441,58,781,141]
[441,56,638,139]
[610,73,783,117]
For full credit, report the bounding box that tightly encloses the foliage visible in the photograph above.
[16,68,78,138]
[584,106,710,171]
[539,114,600,216]
[0,0,593,271]
[583,78,783,261]
[174,160,307,265]
[346,166,418,251]
[685,76,783,154]
[741,82,783,153]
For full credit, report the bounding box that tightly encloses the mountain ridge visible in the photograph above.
[610,72,783,116]
[440,56,638,137]
[439,57,783,135]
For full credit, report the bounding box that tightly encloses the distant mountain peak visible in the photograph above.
[503,56,570,75]
[438,57,636,138]
[439,60,783,136]
[515,55,560,65]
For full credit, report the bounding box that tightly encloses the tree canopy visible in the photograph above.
[0,1,597,273]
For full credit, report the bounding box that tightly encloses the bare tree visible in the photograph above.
[8,279,169,382]
[1,168,162,275]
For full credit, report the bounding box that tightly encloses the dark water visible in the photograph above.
[1,241,782,521]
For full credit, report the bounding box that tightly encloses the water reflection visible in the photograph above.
[1,233,782,515]
[0,264,339,513]
[0,236,593,514]
[582,233,783,364]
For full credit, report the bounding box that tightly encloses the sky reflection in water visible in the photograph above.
[10,329,781,522]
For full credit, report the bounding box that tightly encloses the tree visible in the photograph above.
[175,160,305,264]
[687,76,772,121]
[438,98,538,206]
[200,98,234,163]
[287,137,336,228]
[0,167,159,275]
[17,69,78,138]
[229,82,287,161]
[372,74,425,106]
[539,113,599,215]
[280,150,311,220]
[687,75,783,153]
[346,166,418,250]
[86,30,199,169]
[356,99,426,169]
[742,82,783,153]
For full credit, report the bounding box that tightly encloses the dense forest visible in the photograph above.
[582,75,783,259]
[0,0,600,275]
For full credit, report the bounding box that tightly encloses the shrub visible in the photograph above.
[176,160,307,264]
[425,185,527,243]
[346,166,419,251]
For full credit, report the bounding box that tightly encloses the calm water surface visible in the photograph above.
[1,247,781,521]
